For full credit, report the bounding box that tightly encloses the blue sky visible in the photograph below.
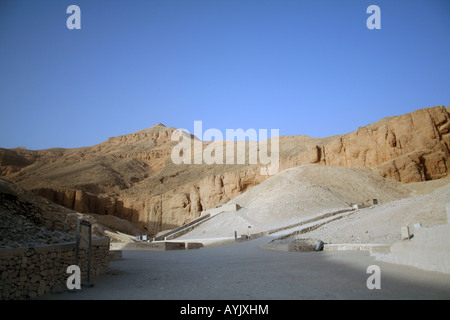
[0,0,449,149]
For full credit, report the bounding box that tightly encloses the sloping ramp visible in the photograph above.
[154,213,212,241]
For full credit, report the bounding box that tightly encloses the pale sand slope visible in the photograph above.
[300,178,450,245]
[178,165,417,240]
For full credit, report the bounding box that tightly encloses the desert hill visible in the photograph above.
[177,164,413,239]
[176,165,450,250]
[0,105,449,236]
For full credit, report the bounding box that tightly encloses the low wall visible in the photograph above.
[374,203,450,274]
[111,241,185,251]
[376,223,450,274]
[110,241,204,251]
[200,203,241,218]
[0,237,110,300]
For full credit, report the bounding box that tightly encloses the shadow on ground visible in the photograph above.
[40,237,450,300]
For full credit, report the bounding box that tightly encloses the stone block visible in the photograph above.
[401,226,411,240]
[446,202,450,224]
[185,242,203,250]
[164,242,185,250]
[370,245,391,254]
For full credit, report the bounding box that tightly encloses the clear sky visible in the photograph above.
[0,0,449,150]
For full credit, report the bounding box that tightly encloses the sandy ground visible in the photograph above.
[299,182,450,245]
[178,165,450,244]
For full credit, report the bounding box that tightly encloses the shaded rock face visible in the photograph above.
[30,167,266,236]
[1,106,449,235]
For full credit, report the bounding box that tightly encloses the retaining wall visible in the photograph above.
[374,203,450,274]
[375,223,450,274]
[0,237,110,300]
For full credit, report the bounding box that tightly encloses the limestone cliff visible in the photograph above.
[282,106,450,182]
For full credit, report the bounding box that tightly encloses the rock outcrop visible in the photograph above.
[1,106,449,235]
[281,106,450,182]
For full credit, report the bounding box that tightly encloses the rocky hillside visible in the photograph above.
[0,178,100,248]
[1,106,449,235]
[0,178,146,248]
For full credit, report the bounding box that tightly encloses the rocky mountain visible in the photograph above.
[1,105,449,236]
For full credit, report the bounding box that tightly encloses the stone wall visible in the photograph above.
[0,237,109,300]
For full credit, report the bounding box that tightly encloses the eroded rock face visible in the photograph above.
[1,106,449,235]
[142,166,267,235]
[281,106,450,183]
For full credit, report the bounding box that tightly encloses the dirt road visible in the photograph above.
[40,236,450,301]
